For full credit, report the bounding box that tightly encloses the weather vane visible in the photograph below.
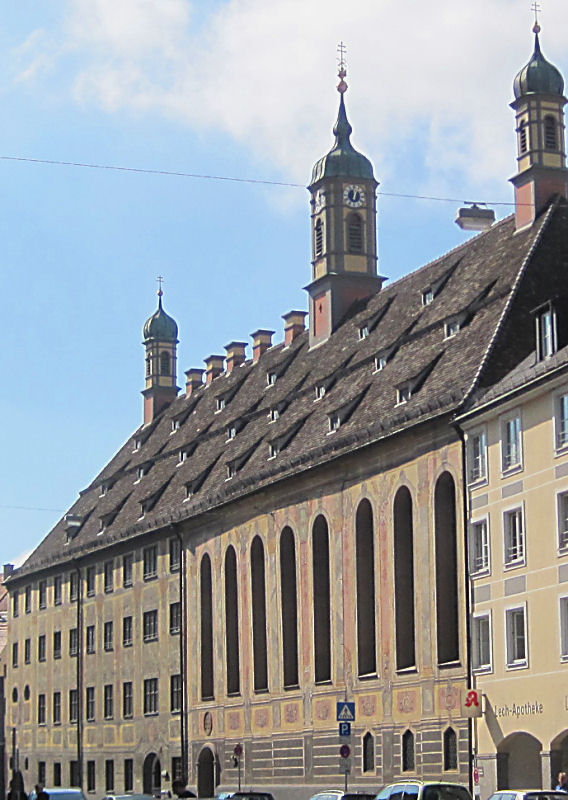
[337,41,348,94]
[532,2,541,33]
[157,275,164,296]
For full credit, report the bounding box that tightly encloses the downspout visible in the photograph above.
[175,530,189,784]
[73,562,84,788]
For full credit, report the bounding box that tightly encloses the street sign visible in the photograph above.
[473,768,480,785]
[337,701,356,721]
[339,722,351,737]
[463,689,483,718]
[339,744,351,759]
[339,757,351,774]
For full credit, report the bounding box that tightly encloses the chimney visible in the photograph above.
[282,311,308,345]
[3,564,14,578]
[225,341,247,373]
[251,330,274,363]
[185,368,204,397]
[204,355,225,385]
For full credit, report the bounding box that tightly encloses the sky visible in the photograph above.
[2,0,568,567]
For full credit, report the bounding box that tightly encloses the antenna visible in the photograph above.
[337,41,348,94]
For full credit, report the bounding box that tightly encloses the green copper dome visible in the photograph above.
[310,93,375,185]
[514,31,564,99]
[143,293,178,341]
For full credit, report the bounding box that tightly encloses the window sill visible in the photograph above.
[560,654,568,663]
[438,659,462,669]
[358,672,379,682]
[501,464,523,479]
[143,712,159,717]
[473,665,493,675]
[504,559,526,571]
[396,665,418,675]
[143,574,158,582]
[470,568,491,579]
[468,476,488,489]
[506,660,528,671]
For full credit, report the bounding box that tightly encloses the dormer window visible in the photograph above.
[99,518,106,534]
[178,449,188,464]
[267,372,277,387]
[171,418,181,433]
[445,320,461,339]
[99,481,109,498]
[397,385,412,405]
[536,304,557,360]
[269,408,280,422]
[139,502,147,519]
[359,324,369,340]
[422,288,434,306]
[315,384,326,401]
[268,442,280,459]
[329,414,341,432]
[136,464,150,481]
[216,396,226,412]
[134,438,142,451]
[227,425,237,441]
[226,463,237,480]
[184,484,192,502]
[375,354,387,372]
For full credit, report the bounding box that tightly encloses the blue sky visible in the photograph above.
[2,0,568,566]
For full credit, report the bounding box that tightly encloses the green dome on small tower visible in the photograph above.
[513,26,565,99]
[143,290,178,342]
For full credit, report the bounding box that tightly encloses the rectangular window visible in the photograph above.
[53,630,62,660]
[38,634,46,662]
[104,684,114,720]
[38,693,46,725]
[143,546,158,580]
[24,638,31,664]
[70,761,80,788]
[556,393,568,450]
[69,690,78,723]
[124,759,134,793]
[123,682,133,719]
[506,605,528,668]
[25,586,31,614]
[12,642,18,668]
[122,554,133,587]
[123,616,133,647]
[169,537,181,572]
[536,306,557,360]
[86,625,95,655]
[143,677,159,715]
[470,519,490,575]
[468,429,487,483]
[12,591,19,618]
[472,614,492,671]
[53,763,62,787]
[170,601,181,635]
[105,760,114,794]
[69,628,79,657]
[502,413,522,472]
[86,687,95,722]
[87,761,96,793]
[561,596,568,661]
[171,757,183,783]
[69,572,79,602]
[104,561,114,593]
[143,610,159,642]
[104,621,113,651]
[38,580,47,609]
[504,507,525,566]
[86,566,96,597]
[38,762,46,786]
[54,576,62,606]
[53,691,61,724]
[170,674,182,713]
[558,491,568,551]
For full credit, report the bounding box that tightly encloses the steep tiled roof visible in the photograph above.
[16,203,566,578]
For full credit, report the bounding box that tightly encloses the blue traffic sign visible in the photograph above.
[339,722,351,737]
[336,701,356,721]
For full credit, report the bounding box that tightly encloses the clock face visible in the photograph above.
[344,184,365,208]
[314,190,326,212]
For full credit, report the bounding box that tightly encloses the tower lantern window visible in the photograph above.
[347,213,363,253]
[314,219,324,258]
[160,350,171,376]
[544,115,558,150]
[519,120,528,154]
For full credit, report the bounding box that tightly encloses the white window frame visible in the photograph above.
[422,288,434,306]
[505,602,528,669]
[554,390,568,452]
[535,305,557,360]
[467,427,488,485]
[397,385,412,405]
[503,504,526,568]
[560,594,568,662]
[557,490,568,553]
[469,516,490,576]
[500,411,523,474]
[359,324,369,340]
[472,611,493,673]
[444,319,461,339]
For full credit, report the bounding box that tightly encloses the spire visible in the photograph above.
[142,278,179,424]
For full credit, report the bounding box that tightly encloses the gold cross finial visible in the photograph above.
[532,2,541,33]
[157,275,164,297]
[337,42,348,94]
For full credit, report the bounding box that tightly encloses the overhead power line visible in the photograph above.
[0,504,64,513]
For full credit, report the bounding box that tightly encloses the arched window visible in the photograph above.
[444,727,458,770]
[435,472,459,664]
[160,350,170,376]
[315,219,324,258]
[544,115,558,150]
[280,527,299,688]
[362,732,375,773]
[200,554,214,700]
[251,536,268,692]
[356,499,376,677]
[402,729,415,772]
[519,120,528,154]
[394,486,415,670]
[313,515,331,683]
[224,546,240,696]
[347,213,363,253]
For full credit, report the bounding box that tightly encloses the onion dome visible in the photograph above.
[143,290,178,341]
[514,26,564,99]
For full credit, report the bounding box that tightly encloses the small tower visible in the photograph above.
[511,18,568,230]
[305,46,382,348]
[142,281,179,424]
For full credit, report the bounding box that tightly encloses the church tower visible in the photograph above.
[142,284,179,424]
[511,20,568,230]
[306,51,382,347]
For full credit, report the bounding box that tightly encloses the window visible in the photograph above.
[362,732,375,773]
[266,371,277,387]
[124,760,133,793]
[468,428,487,483]
[397,385,412,405]
[86,567,96,596]
[268,442,280,459]
[536,305,557,360]
[143,610,158,642]
[200,554,214,700]
[69,690,78,723]
[69,573,79,603]
[123,682,133,718]
[519,120,528,153]
[12,642,18,668]
[444,727,458,770]
[314,218,324,258]
[105,760,114,794]
[143,546,158,580]
[54,576,62,606]
[314,384,326,401]
[86,625,95,654]
[216,396,226,412]
[69,628,79,657]
[472,613,492,671]
[347,213,363,252]
[506,605,528,668]
[144,678,159,715]
[87,761,96,793]
[104,684,114,719]
[226,425,237,441]
[560,596,568,661]
[422,287,434,305]
[469,519,490,575]
[38,762,46,786]
[103,561,113,593]
[502,413,522,472]
[24,638,31,664]
[225,545,241,695]
[504,507,525,566]
[556,393,568,450]
[402,729,415,772]
[53,691,61,725]
[39,581,47,609]
[25,586,31,613]
[170,674,182,713]
[37,693,46,725]
[123,616,133,647]
[445,320,460,338]
[170,602,181,635]
[269,407,280,422]
[53,630,62,660]
[359,324,369,340]
[544,115,558,150]
[38,635,46,662]
[329,413,341,432]
[12,591,19,618]
[160,350,170,376]
[86,687,95,721]
[375,353,387,371]
[557,492,568,551]
[70,761,80,788]
[122,554,133,587]
[171,757,183,783]
[53,763,62,787]
[169,537,181,572]
[104,621,113,651]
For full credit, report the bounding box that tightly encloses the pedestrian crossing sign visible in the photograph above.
[336,701,356,721]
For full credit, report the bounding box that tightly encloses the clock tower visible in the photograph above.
[306,55,382,347]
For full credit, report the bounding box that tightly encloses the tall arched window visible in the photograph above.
[251,536,268,692]
[402,729,415,772]
[347,213,363,253]
[362,732,375,773]
[315,219,324,258]
[519,120,528,154]
[444,727,458,770]
[356,499,376,677]
[160,350,170,376]
[544,115,558,150]
[435,472,459,664]
[224,546,240,696]
[394,486,415,670]
[280,527,299,688]
[200,554,214,700]
[313,515,331,683]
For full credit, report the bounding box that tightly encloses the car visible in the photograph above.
[229,793,276,800]
[28,790,87,800]
[488,792,568,800]
[102,795,156,800]
[376,782,472,800]
[309,791,378,800]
